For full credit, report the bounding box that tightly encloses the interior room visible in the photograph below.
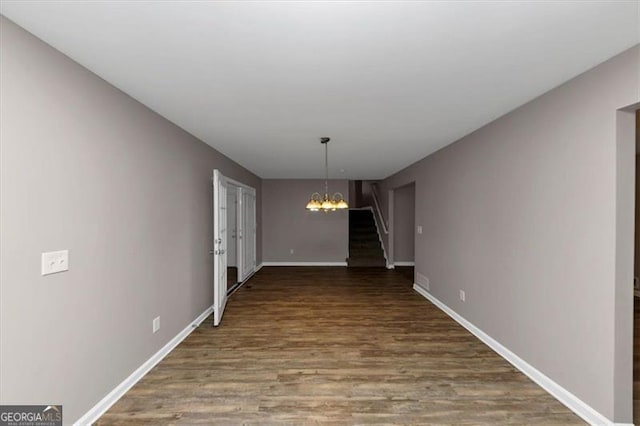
[1,2,639,425]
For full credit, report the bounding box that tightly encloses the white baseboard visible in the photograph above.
[240,263,262,283]
[74,304,214,426]
[412,284,622,426]
[394,261,415,266]
[228,264,263,296]
[261,262,347,266]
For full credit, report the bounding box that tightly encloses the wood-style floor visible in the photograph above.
[98,267,582,425]
[634,296,639,425]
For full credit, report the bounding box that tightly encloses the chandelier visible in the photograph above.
[306,137,349,212]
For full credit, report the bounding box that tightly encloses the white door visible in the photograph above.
[241,188,256,280]
[227,188,237,268]
[213,170,228,327]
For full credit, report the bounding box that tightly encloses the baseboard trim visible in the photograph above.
[412,284,620,426]
[228,264,262,297]
[261,262,348,267]
[394,261,415,266]
[74,304,214,425]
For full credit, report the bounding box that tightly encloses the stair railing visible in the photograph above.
[370,183,389,235]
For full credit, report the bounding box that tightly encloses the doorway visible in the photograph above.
[227,184,239,292]
[212,169,257,326]
[225,182,258,294]
[392,182,416,268]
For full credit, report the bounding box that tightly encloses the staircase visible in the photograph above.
[347,209,386,267]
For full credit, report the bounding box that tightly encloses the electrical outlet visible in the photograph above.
[417,225,423,234]
[41,250,69,275]
[290,249,294,255]
[153,316,160,333]
[459,290,466,302]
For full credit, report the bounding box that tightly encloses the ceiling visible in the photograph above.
[1,1,638,179]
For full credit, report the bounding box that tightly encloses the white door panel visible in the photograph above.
[213,171,257,325]
[241,189,256,279]
[227,189,237,267]
[213,170,228,327]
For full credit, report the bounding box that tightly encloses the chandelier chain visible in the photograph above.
[325,141,329,196]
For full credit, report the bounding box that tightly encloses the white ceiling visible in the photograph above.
[2,1,638,179]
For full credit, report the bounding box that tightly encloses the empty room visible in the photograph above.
[1,1,639,425]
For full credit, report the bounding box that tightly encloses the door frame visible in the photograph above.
[240,185,257,284]
[223,175,256,283]
[226,182,240,270]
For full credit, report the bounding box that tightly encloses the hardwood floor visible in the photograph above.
[98,267,582,425]
[634,296,639,425]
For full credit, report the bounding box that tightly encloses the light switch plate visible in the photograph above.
[417,225,423,234]
[41,250,69,275]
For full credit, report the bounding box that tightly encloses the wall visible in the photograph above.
[635,111,640,281]
[635,155,640,282]
[393,183,415,263]
[0,17,262,424]
[613,106,636,420]
[379,45,639,423]
[361,180,376,208]
[262,180,349,263]
[636,110,640,152]
[348,180,357,208]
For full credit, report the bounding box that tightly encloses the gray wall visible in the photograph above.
[348,180,357,207]
[614,106,636,420]
[262,179,349,263]
[361,180,376,208]
[636,155,640,279]
[0,17,262,424]
[635,112,640,280]
[393,183,415,263]
[379,45,639,422]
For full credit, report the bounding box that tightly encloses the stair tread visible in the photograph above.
[347,259,386,267]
